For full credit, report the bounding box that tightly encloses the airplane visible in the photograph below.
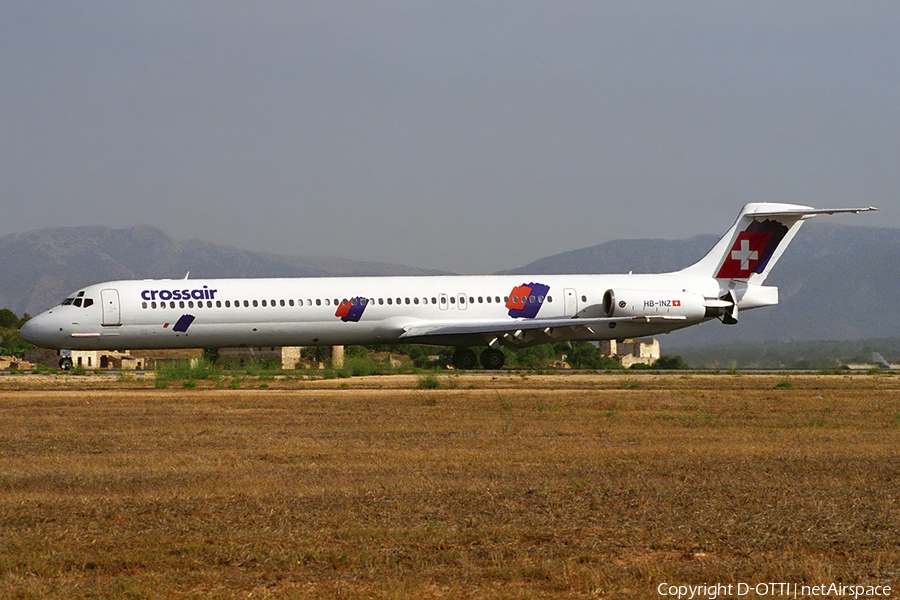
[21,202,876,370]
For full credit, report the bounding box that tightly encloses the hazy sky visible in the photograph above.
[2,1,897,273]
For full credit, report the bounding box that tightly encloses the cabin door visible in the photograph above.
[100,289,122,326]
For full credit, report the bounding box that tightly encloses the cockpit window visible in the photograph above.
[62,292,93,307]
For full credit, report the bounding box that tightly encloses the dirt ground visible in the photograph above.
[1,372,899,599]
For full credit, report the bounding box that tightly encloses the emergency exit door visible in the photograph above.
[564,288,577,316]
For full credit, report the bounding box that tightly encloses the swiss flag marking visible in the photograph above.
[716,231,773,279]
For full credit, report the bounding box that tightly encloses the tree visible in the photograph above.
[0,309,20,329]
[566,341,622,370]
[654,355,688,370]
[0,331,33,358]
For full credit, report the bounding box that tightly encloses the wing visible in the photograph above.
[394,315,689,348]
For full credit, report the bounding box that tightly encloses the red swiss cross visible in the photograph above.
[716,230,773,279]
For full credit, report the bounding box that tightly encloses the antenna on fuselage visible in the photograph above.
[183,271,190,280]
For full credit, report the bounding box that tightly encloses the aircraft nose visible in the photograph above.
[20,312,60,348]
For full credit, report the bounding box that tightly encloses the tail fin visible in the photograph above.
[681,202,877,285]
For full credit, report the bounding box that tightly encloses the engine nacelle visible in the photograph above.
[602,289,709,321]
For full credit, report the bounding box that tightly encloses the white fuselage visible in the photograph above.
[21,272,734,351]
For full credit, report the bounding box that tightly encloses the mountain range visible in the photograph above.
[1,223,895,346]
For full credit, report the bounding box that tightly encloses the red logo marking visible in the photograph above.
[506,285,532,311]
[334,300,351,319]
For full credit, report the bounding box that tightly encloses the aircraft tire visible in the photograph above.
[480,348,505,369]
[59,357,73,370]
[452,348,478,370]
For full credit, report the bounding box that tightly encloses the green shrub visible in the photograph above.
[341,357,389,377]
[417,374,441,389]
[156,360,220,382]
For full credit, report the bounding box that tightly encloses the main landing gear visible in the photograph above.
[451,348,506,370]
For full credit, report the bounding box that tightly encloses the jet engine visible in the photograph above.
[602,289,713,321]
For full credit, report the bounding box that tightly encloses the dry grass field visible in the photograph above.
[1,372,899,599]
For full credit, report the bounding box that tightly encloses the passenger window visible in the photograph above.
[261,300,267,307]
[414,298,419,305]
[405,298,410,304]
[478,296,483,303]
[431,297,437,304]
[547,296,553,302]
[252,300,258,307]
[207,301,213,308]
[180,301,186,308]
[495,296,501,303]
[151,301,157,309]
[387,298,393,305]
[529,295,535,303]
[142,302,148,309]
[441,297,447,304]
[189,301,195,308]
[581,295,587,302]
[450,297,455,304]
[225,300,231,308]
[316,299,321,306]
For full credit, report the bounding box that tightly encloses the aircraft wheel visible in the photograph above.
[480,348,505,369]
[59,357,73,371]
[452,348,478,370]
